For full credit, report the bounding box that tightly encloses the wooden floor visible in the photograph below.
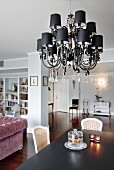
[0,112,114,170]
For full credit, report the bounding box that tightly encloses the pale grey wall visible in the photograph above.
[68,76,79,107]
[48,82,54,113]
[80,75,95,113]
[51,74,114,115]
[41,63,48,126]
[48,82,53,103]
[28,53,41,130]
[28,52,49,132]
[0,58,28,70]
[79,75,114,114]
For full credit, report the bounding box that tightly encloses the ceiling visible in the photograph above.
[0,0,114,74]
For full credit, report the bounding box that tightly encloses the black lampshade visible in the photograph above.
[49,44,57,55]
[98,48,103,53]
[87,45,93,55]
[77,29,90,45]
[50,14,61,29]
[92,35,103,49]
[74,10,86,27]
[87,22,96,35]
[56,27,68,44]
[42,32,53,47]
[37,39,42,52]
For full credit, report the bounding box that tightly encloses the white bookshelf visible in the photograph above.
[4,78,18,114]
[0,77,28,117]
[19,77,28,118]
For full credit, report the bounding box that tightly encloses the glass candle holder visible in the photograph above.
[78,131,83,143]
[68,131,80,145]
[89,134,95,141]
[68,131,73,143]
[95,135,101,142]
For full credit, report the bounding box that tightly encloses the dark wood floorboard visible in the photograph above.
[0,112,114,170]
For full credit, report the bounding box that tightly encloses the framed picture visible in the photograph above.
[30,76,38,86]
[43,76,48,86]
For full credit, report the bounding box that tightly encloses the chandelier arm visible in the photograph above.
[88,60,97,70]
[43,47,61,68]
[47,47,61,66]
[79,57,97,71]
[87,53,99,70]
[63,49,68,66]
[89,56,98,70]
[79,62,96,70]
[59,45,67,67]
[73,54,84,69]
[55,62,61,70]
[73,60,78,71]
[47,57,61,67]
[78,54,84,66]
[48,60,61,69]
[41,57,61,69]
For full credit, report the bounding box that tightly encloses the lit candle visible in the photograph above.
[89,134,95,141]
[95,135,101,142]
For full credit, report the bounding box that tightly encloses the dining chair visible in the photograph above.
[32,126,50,153]
[81,118,103,131]
[69,99,79,115]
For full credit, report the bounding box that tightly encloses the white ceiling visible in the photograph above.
[0,0,114,73]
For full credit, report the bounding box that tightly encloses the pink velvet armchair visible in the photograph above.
[0,116,27,160]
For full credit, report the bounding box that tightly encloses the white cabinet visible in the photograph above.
[94,102,110,116]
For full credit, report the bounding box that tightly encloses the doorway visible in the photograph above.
[54,79,69,112]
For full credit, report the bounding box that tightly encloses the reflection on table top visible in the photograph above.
[16,129,114,170]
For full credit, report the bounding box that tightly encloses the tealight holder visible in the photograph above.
[89,134,95,141]
[95,135,101,143]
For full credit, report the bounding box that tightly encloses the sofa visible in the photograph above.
[0,116,27,160]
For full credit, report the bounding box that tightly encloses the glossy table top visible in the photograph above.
[16,130,114,170]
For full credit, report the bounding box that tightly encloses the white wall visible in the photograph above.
[68,76,79,106]
[48,82,53,103]
[49,74,114,115]
[28,52,48,132]
[48,82,54,113]
[41,63,48,126]
[0,58,28,70]
[28,53,41,130]
[100,49,114,62]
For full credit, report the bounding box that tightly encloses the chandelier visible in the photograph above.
[37,10,103,76]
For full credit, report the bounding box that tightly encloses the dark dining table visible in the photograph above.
[16,129,114,170]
